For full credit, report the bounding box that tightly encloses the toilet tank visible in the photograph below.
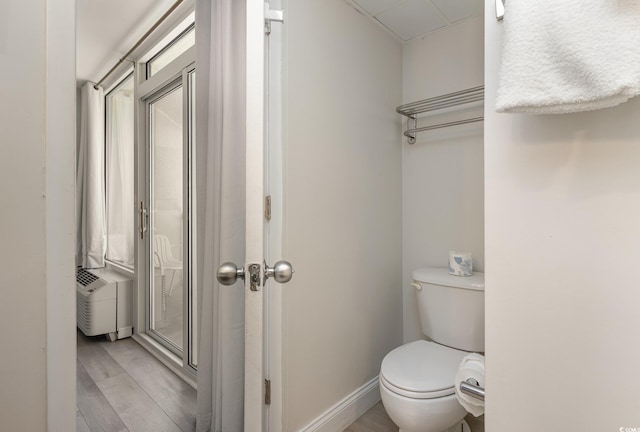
[413,267,485,352]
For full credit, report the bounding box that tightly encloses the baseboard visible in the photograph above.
[299,375,381,432]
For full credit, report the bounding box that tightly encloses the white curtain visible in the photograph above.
[195,0,246,431]
[105,89,135,266]
[76,82,106,269]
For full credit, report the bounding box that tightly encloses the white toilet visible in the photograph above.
[379,267,485,432]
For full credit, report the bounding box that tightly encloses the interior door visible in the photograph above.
[216,2,290,430]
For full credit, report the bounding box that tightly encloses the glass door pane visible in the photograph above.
[149,85,184,353]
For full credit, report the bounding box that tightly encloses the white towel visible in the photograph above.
[496,1,640,114]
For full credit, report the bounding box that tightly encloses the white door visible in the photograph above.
[216,2,290,430]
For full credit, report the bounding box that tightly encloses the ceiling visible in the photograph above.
[76,0,176,84]
[77,0,483,84]
[345,0,483,43]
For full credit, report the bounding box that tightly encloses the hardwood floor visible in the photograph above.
[344,402,398,432]
[76,331,196,432]
[78,330,485,432]
[345,402,485,432]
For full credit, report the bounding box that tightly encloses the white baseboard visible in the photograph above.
[299,376,381,432]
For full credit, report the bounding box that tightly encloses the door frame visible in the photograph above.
[245,0,268,429]
[244,0,287,429]
[264,0,285,429]
[46,0,77,430]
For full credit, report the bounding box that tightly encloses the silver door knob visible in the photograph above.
[264,260,294,284]
[217,262,245,286]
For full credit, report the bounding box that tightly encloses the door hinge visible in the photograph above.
[264,3,284,35]
[264,195,272,221]
[265,379,271,405]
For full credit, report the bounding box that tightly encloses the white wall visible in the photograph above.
[282,0,403,429]
[402,17,485,342]
[0,2,48,429]
[0,0,76,430]
[485,3,640,431]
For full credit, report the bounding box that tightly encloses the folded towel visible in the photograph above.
[496,1,640,114]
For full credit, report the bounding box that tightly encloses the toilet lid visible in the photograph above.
[380,340,467,399]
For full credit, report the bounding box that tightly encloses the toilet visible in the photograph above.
[379,267,485,432]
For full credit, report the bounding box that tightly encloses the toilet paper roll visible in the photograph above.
[454,353,485,417]
[449,251,473,277]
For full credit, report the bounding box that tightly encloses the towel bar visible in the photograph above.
[460,378,485,401]
[396,86,484,144]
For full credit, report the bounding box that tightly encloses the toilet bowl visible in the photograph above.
[380,340,468,432]
[380,267,485,432]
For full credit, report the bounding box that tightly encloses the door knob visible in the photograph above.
[264,260,294,284]
[216,262,245,286]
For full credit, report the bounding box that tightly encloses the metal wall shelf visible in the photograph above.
[396,86,484,144]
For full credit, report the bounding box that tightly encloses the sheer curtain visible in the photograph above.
[105,86,135,266]
[195,0,246,430]
[76,82,106,269]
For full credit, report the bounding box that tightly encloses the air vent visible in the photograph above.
[76,295,92,333]
[76,268,99,286]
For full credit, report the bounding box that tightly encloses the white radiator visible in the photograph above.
[76,267,133,341]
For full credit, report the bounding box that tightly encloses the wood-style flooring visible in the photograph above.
[345,402,485,432]
[76,331,196,432]
[345,402,398,432]
[77,330,483,432]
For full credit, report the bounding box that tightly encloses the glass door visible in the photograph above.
[144,66,197,368]
[148,83,185,353]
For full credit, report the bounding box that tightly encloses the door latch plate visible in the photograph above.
[248,263,262,291]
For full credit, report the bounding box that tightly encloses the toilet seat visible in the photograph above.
[380,340,468,400]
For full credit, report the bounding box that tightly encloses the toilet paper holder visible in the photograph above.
[460,378,485,401]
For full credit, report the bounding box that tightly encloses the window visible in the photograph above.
[105,74,135,268]
[146,25,195,78]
